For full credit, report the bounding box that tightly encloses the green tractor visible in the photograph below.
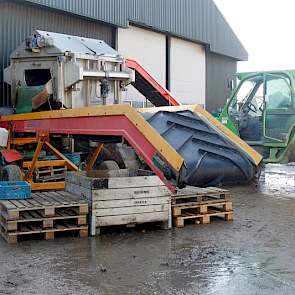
[219,70,295,163]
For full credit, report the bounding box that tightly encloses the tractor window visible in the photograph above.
[235,80,256,110]
[265,75,292,109]
[264,74,295,142]
[229,75,264,114]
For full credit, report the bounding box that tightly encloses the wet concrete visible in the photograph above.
[0,165,295,295]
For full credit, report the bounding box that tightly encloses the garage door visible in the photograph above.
[170,37,206,106]
[117,25,166,106]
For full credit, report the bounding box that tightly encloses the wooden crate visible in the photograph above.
[172,187,234,228]
[0,191,89,243]
[66,171,172,235]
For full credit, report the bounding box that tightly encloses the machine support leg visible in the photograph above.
[6,129,11,151]
[44,141,79,171]
[86,143,103,171]
[25,136,45,182]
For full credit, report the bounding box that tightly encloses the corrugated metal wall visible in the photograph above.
[0,1,115,106]
[206,52,237,112]
[24,0,247,61]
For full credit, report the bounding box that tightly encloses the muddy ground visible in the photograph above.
[0,165,294,295]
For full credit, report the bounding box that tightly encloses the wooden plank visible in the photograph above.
[92,186,171,201]
[93,196,170,209]
[49,192,71,205]
[66,172,164,189]
[9,214,86,224]
[0,201,17,210]
[94,204,169,217]
[172,200,231,209]
[25,198,44,208]
[20,211,34,220]
[17,200,34,208]
[32,195,51,207]
[35,193,55,205]
[66,172,104,189]
[65,182,92,200]
[29,210,43,219]
[181,210,234,220]
[108,176,164,189]
[10,200,26,209]
[95,211,168,227]
[54,191,79,202]
[43,192,66,205]
[53,192,78,205]
[34,195,54,207]
[65,182,91,200]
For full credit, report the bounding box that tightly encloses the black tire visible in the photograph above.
[98,160,120,170]
[1,165,23,181]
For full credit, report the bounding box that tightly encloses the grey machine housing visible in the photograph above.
[4,30,135,109]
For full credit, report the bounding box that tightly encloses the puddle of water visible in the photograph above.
[259,164,295,197]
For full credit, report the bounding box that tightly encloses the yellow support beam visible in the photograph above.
[86,143,103,172]
[23,160,66,168]
[31,182,65,191]
[12,137,38,146]
[25,136,45,182]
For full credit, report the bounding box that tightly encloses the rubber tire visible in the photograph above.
[1,165,23,181]
[98,160,120,171]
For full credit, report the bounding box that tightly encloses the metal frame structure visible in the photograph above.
[0,104,186,193]
[4,132,80,190]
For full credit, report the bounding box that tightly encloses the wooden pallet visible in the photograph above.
[35,165,67,182]
[0,222,88,244]
[172,187,233,228]
[0,191,88,221]
[172,199,233,217]
[0,191,89,243]
[173,210,234,228]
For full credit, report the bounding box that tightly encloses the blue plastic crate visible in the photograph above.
[64,153,81,167]
[0,181,31,200]
[45,152,82,167]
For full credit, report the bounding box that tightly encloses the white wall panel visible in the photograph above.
[170,37,206,106]
[118,25,166,103]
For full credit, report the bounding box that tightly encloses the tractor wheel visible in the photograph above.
[98,160,120,170]
[1,165,23,181]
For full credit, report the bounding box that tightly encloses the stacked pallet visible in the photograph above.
[172,187,233,228]
[0,192,89,243]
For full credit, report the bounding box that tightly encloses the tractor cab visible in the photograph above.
[219,70,295,163]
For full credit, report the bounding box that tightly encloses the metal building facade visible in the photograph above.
[206,52,237,112]
[23,0,247,60]
[0,1,115,106]
[0,0,247,110]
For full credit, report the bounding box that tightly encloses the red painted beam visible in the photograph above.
[2,115,178,193]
